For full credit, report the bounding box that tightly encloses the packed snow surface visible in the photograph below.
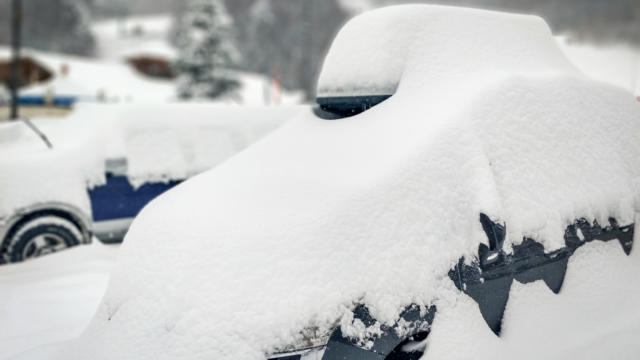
[425,236,640,360]
[8,230,640,360]
[0,241,117,360]
[60,5,640,360]
[0,104,302,219]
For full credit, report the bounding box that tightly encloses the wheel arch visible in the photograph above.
[1,202,92,250]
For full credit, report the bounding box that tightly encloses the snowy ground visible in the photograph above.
[0,241,118,360]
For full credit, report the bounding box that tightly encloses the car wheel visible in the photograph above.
[5,215,83,263]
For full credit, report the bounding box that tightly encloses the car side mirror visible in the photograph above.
[478,213,506,269]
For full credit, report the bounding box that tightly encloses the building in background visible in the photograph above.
[92,15,177,79]
[0,50,52,89]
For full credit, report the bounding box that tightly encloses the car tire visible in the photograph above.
[4,215,84,263]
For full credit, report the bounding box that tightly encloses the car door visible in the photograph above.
[88,157,181,243]
[449,214,634,336]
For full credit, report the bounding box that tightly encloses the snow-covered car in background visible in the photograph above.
[0,104,306,263]
[44,5,640,360]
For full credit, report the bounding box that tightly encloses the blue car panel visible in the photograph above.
[88,175,181,222]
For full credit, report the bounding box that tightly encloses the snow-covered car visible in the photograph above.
[0,104,305,263]
[49,5,640,360]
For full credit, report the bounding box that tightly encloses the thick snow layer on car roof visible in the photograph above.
[71,103,305,188]
[0,104,301,218]
[59,5,640,360]
[317,5,574,98]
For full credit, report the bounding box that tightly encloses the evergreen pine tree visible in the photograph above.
[173,0,240,100]
[2,0,96,56]
[230,0,349,99]
[56,0,96,55]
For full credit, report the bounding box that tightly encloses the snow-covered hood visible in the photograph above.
[63,5,640,360]
[0,118,105,220]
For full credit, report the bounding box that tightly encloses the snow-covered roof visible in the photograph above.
[0,103,306,218]
[2,46,301,105]
[57,5,640,360]
[0,47,38,62]
[120,40,177,60]
[92,15,176,62]
[317,5,575,98]
[1,47,176,102]
[21,76,94,99]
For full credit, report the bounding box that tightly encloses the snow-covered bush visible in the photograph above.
[19,0,96,56]
[173,0,240,100]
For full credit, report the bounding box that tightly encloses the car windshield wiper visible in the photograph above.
[21,117,53,149]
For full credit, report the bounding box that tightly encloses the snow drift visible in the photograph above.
[61,5,640,360]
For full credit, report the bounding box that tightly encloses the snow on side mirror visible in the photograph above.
[314,7,410,119]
